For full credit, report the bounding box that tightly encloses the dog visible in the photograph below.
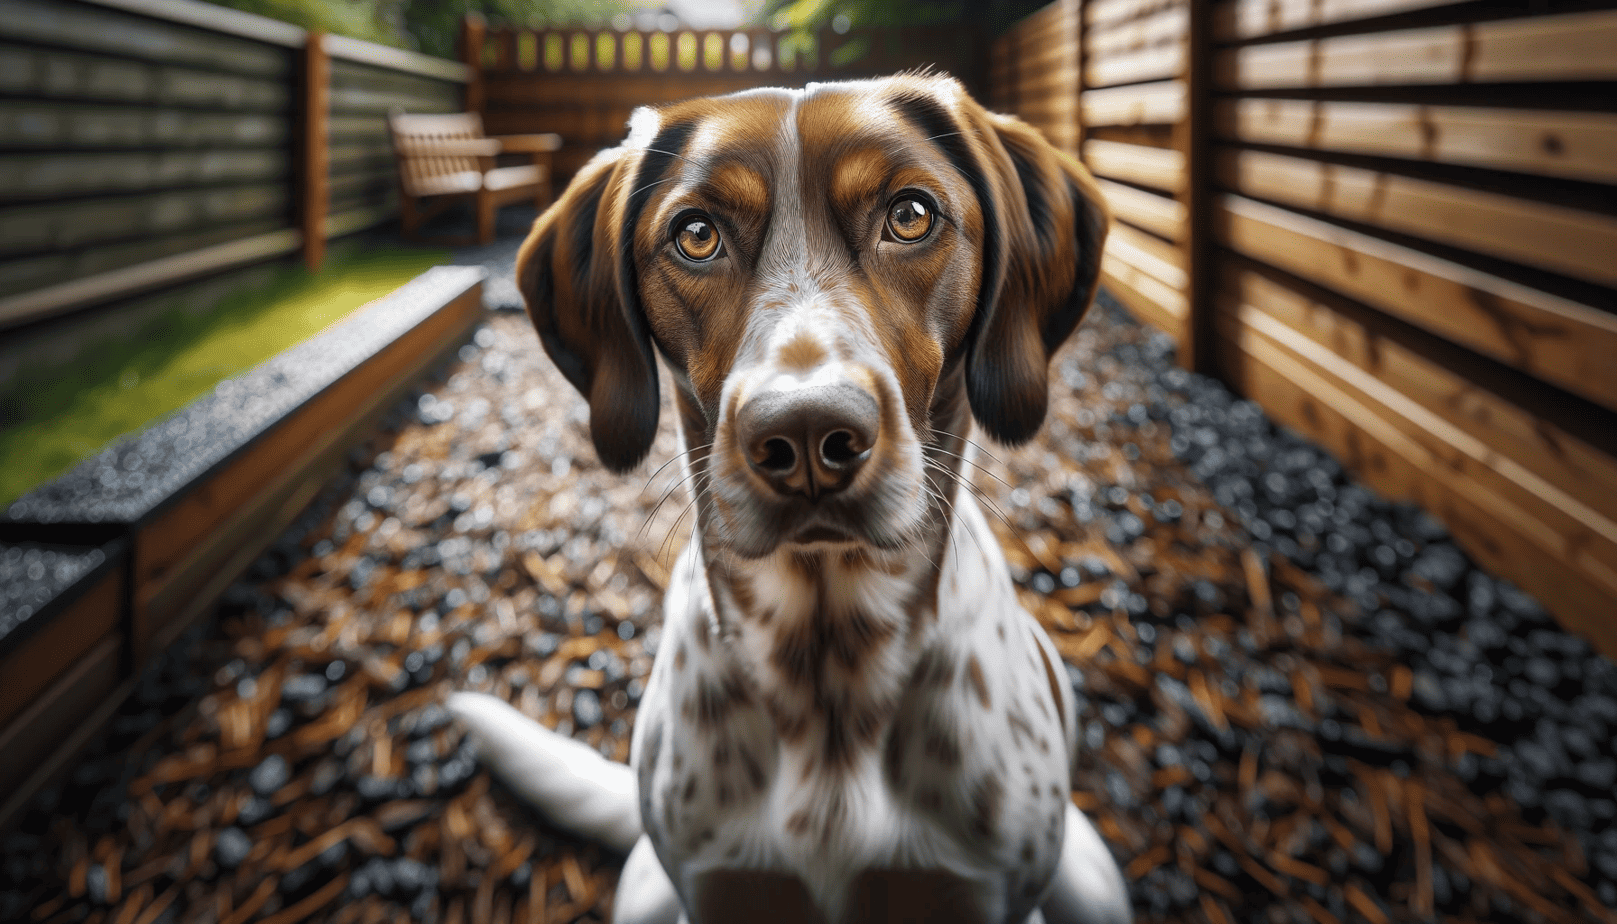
[447,73,1131,924]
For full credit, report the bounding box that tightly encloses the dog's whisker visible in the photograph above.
[925,457,1022,546]
[629,175,677,201]
[641,442,711,495]
[923,470,988,567]
[926,444,1013,491]
[637,468,709,544]
[929,426,1007,468]
[655,470,713,569]
[658,494,702,570]
[932,462,1044,573]
[643,146,691,163]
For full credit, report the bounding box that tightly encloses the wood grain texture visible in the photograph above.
[1217,99,1617,185]
[1088,0,1180,29]
[1214,194,1617,413]
[1111,221,1187,290]
[1217,9,1617,89]
[1097,177,1186,239]
[1105,248,1190,319]
[1084,138,1185,191]
[1088,6,1188,55]
[0,571,120,728]
[1082,81,1186,127]
[1217,148,1617,288]
[1212,0,1464,41]
[1087,42,1186,87]
[300,33,329,271]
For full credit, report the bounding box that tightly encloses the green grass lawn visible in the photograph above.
[0,245,448,507]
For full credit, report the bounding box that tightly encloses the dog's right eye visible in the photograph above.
[674,214,721,261]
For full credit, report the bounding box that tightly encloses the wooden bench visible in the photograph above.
[388,112,562,245]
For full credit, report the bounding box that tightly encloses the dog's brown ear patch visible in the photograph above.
[517,146,660,472]
[959,99,1109,446]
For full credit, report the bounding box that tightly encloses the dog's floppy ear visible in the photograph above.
[517,145,659,472]
[959,101,1109,446]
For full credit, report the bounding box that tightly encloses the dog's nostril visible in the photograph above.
[820,430,862,467]
[759,437,797,472]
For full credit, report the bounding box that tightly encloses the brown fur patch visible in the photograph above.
[690,671,751,727]
[777,334,828,372]
[965,655,991,709]
[970,775,1004,842]
[740,747,766,791]
[786,809,811,837]
[921,718,963,767]
[1035,634,1068,730]
[911,646,955,688]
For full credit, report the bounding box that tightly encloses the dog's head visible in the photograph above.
[518,74,1107,559]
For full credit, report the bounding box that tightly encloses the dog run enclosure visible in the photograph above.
[992,0,1617,658]
[2,0,1617,921]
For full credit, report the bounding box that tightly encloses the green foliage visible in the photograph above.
[198,0,633,59]
[762,0,965,31]
[759,0,1056,35]
[0,244,446,506]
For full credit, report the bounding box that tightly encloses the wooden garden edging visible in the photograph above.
[992,0,1617,656]
[0,266,485,830]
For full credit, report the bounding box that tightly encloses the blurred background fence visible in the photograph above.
[993,0,1617,653]
[0,0,466,400]
[465,19,984,178]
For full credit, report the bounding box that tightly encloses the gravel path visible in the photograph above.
[1,248,1613,924]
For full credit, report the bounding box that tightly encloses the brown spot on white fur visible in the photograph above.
[777,334,828,371]
[965,655,991,709]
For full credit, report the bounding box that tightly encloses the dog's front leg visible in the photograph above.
[1039,803,1132,924]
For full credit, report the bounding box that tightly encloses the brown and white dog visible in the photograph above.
[448,74,1131,924]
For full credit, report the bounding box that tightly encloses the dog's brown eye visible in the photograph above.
[886,196,933,242]
[675,215,720,261]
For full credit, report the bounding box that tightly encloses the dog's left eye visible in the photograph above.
[886,195,934,243]
[674,214,721,261]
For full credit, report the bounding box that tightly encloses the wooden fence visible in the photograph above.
[0,0,466,343]
[993,0,1617,654]
[464,19,986,179]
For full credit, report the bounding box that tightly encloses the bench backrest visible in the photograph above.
[389,112,487,197]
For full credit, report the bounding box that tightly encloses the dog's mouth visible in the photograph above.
[708,480,921,560]
[791,524,855,544]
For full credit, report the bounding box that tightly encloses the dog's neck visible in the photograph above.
[670,373,981,774]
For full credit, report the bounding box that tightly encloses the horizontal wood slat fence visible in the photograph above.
[992,0,1617,654]
[0,0,466,336]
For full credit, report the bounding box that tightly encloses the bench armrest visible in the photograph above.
[493,133,563,154]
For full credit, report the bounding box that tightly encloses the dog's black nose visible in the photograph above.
[736,382,879,499]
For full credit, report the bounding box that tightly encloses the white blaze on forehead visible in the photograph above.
[624,106,660,150]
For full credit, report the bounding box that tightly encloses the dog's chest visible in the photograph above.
[629,499,1074,923]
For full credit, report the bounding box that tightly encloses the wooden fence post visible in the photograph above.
[1179,0,1214,375]
[1071,0,1084,155]
[462,13,486,116]
[301,31,329,272]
